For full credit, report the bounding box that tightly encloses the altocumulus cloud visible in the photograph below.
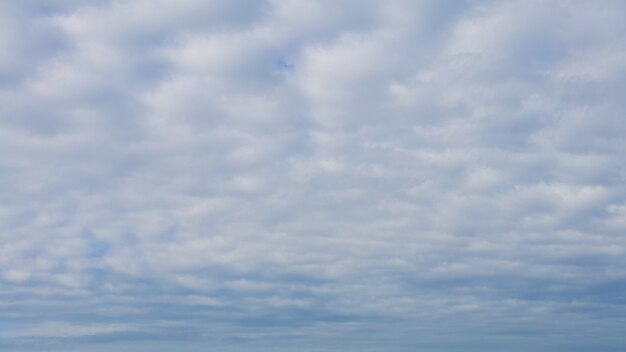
[1,1,626,351]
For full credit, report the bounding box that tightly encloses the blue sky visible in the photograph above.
[1,1,626,351]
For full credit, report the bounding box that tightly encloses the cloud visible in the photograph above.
[1,1,626,351]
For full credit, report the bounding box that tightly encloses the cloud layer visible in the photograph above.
[2,1,626,351]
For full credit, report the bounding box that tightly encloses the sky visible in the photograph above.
[1,0,626,351]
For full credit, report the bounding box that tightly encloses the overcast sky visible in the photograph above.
[2,1,626,351]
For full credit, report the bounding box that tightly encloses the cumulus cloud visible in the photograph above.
[1,1,626,351]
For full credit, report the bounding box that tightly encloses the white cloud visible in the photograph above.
[1,1,626,351]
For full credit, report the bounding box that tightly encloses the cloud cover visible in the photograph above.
[1,0,626,351]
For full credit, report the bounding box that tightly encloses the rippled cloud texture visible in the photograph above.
[2,1,626,351]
